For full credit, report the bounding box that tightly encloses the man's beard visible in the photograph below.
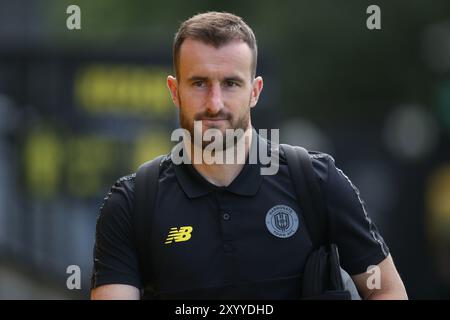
[178,94,251,151]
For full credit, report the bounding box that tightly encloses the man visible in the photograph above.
[91,11,407,300]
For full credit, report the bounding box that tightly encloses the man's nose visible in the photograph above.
[205,83,224,114]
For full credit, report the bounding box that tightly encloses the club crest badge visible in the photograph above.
[265,205,299,238]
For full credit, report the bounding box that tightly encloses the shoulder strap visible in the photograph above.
[281,144,328,248]
[134,154,165,294]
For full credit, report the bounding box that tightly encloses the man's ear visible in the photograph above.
[167,75,180,108]
[250,76,263,108]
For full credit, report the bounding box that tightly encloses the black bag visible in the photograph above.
[281,144,355,300]
[134,146,358,300]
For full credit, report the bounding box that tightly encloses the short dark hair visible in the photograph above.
[173,11,258,78]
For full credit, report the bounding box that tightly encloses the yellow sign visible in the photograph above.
[74,64,173,116]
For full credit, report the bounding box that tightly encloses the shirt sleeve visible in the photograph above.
[91,175,142,290]
[312,154,390,276]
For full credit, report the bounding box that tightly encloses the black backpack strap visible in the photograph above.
[282,145,354,299]
[281,144,328,248]
[134,154,165,298]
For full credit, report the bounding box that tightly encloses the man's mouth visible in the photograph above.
[199,118,228,123]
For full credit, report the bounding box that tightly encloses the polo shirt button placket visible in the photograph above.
[222,242,234,252]
[222,212,231,221]
[221,211,235,254]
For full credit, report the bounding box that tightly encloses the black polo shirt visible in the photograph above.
[91,131,389,299]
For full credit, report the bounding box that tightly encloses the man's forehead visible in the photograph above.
[178,39,253,79]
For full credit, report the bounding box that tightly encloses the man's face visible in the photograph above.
[168,39,263,148]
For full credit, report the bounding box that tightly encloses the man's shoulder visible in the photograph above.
[112,173,137,192]
[278,144,336,183]
[309,150,336,184]
[99,173,136,214]
[113,154,173,187]
[308,150,335,162]
[278,143,335,165]
[98,154,169,213]
[137,154,173,171]
[117,173,136,184]
[308,150,336,174]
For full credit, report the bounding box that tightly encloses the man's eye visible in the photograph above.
[192,81,205,87]
[224,81,239,87]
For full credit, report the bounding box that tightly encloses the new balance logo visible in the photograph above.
[164,226,193,244]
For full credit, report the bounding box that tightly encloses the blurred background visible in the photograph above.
[0,0,449,299]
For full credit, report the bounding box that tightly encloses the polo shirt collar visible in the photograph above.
[173,128,269,199]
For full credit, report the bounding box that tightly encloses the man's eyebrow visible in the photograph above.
[224,76,246,84]
[186,75,247,83]
[187,76,208,82]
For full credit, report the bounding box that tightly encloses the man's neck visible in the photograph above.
[187,127,253,187]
